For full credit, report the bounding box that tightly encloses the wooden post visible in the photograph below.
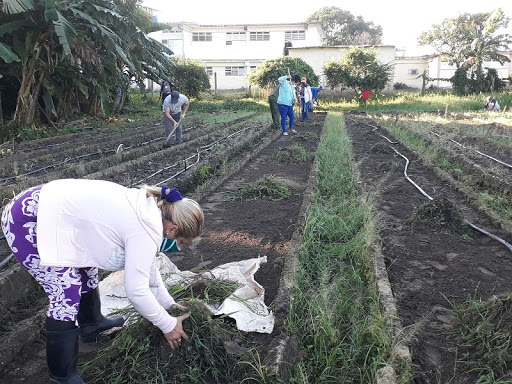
[214,72,217,95]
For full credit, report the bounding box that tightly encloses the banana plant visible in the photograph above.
[0,0,175,132]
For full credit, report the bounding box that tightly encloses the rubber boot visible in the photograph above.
[46,318,84,384]
[77,287,125,343]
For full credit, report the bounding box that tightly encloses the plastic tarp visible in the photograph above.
[99,254,274,334]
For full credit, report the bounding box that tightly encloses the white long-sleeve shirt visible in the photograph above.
[37,179,177,333]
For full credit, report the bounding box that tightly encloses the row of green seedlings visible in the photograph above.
[80,140,316,383]
[375,117,512,229]
[285,114,398,382]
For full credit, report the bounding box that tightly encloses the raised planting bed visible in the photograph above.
[345,114,512,383]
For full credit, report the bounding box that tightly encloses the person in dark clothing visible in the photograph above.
[160,80,174,105]
[268,84,281,129]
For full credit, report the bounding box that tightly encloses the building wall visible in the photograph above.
[427,52,512,89]
[394,58,431,89]
[288,46,396,91]
[148,23,323,90]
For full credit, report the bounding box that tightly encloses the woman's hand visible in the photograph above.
[164,313,190,350]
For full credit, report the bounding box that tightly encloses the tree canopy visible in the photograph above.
[307,6,382,46]
[419,9,511,93]
[323,47,391,98]
[169,59,211,98]
[247,57,318,88]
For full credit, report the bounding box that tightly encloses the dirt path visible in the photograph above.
[346,114,512,383]
[0,113,325,384]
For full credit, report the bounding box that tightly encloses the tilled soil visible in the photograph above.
[346,114,512,383]
[0,113,325,384]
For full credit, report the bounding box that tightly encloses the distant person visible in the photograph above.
[163,91,190,148]
[361,89,371,107]
[160,80,174,105]
[268,83,281,129]
[277,74,300,135]
[484,96,500,112]
[310,85,323,106]
[299,77,313,122]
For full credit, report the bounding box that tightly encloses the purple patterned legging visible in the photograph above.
[1,185,98,322]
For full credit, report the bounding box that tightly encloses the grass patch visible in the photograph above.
[226,175,292,201]
[287,113,397,383]
[447,294,512,383]
[270,145,312,163]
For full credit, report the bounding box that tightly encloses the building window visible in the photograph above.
[285,31,305,41]
[408,69,419,75]
[225,66,245,76]
[226,32,246,41]
[162,39,168,44]
[205,67,213,76]
[192,32,212,42]
[249,32,270,41]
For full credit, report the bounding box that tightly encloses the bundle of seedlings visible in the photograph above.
[447,293,512,381]
[226,175,293,201]
[270,145,312,164]
[407,197,469,233]
[81,276,264,383]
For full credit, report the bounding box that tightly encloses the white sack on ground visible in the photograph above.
[99,254,274,334]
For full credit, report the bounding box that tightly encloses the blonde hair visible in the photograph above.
[143,185,204,239]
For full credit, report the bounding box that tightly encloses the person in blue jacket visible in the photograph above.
[277,74,301,135]
[310,85,323,106]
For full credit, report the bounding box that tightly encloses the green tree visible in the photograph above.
[307,6,382,46]
[0,0,174,134]
[419,9,512,93]
[323,47,391,101]
[247,57,318,89]
[168,59,211,98]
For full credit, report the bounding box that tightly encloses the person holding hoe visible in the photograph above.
[1,179,204,383]
[163,90,190,148]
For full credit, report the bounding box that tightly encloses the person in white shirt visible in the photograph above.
[162,90,190,148]
[1,179,204,384]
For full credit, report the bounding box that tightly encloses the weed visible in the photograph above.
[407,197,468,233]
[292,132,317,142]
[226,175,293,201]
[370,143,394,154]
[271,145,312,164]
[81,278,258,383]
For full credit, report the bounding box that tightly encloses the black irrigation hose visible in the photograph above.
[347,116,512,254]
[0,123,264,267]
[1,125,219,183]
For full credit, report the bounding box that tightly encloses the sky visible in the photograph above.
[143,0,512,56]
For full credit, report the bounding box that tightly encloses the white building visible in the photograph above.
[394,51,512,90]
[148,22,324,90]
